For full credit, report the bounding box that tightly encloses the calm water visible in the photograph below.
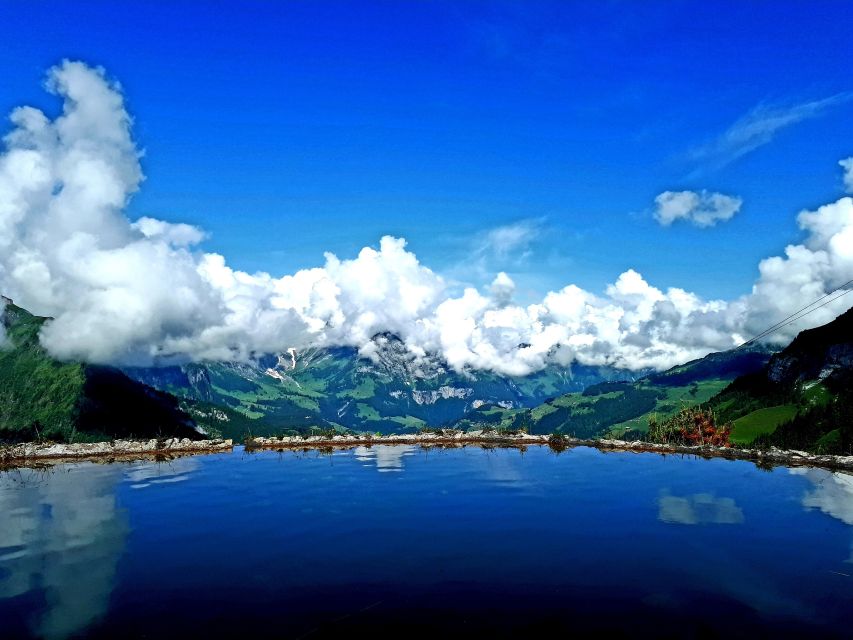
[1,445,852,639]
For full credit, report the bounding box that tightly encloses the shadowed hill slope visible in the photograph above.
[0,301,202,443]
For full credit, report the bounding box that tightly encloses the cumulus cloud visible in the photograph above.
[654,190,742,227]
[840,157,853,193]
[689,93,853,172]
[744,196,853,340]
[0,62,852,374]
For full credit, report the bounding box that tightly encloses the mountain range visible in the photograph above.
[2,296,851,453]
[124,333,650,436]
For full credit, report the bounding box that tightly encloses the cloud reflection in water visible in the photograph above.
[658,491,745,525]
[0,464,127,640]
[789,468,853,563]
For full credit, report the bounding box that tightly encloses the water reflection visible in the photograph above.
[658,491,745,525]
[789,468,853,525]
[353,445,416,472]
[0,458,202,639]
[2,450,853,638]
[789,468,853,563]
[0,464,127,640]
[125,456,199,489]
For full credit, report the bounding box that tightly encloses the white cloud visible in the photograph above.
[840,157,853,193]
[0,62,852,375]
[489,271,515,305]
[689,93,853,172]
[480,219,541,258]
[443,218,543,292]
[744,196,853,342]
[654,190,742,227]
[131,216,207,247]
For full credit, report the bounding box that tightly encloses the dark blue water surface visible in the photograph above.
[1,445,852,639]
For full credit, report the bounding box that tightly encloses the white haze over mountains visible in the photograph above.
[1,61,852,375]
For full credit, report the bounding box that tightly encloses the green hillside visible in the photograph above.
[453,345,773,438]
[706,307,853,453]
[730,405,799,445]
[454,378,730,438]
[0,301,203,443]
[466,307,853,453]
[607,378,730,437]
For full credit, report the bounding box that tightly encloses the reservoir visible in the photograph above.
[1,445,851,638]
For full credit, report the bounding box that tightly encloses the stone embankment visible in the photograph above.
[3,432,851,472]
[246,430,853,471]
[1,438,233,466]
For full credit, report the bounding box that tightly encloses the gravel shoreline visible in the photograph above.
[1,437,233,467]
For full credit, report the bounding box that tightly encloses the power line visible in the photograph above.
[739,281,853,348]
[744,277,853,345]
[741,288,851,347]
[756,288,852,339]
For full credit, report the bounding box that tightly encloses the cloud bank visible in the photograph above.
[654,190,742,227]
[1,62,852,374]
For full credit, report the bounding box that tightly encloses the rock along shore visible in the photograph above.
[1,437,233,466]
[246,430,853,472]
[2,432,851,472]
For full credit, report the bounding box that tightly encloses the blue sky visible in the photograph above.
[2,0,852,302]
